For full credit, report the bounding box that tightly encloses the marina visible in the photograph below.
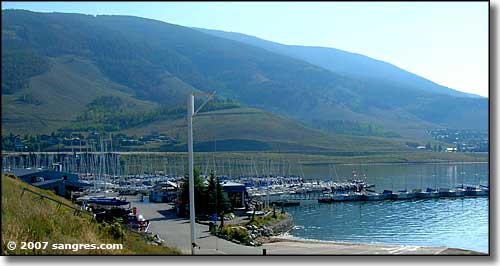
[1,151,489,253]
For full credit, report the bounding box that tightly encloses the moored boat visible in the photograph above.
[465,186,488,196]
[362,192,387,201]
[318,197,333,203]
[332,193,350,201]
[414,188,439,198]
[382,190,395,200]
[392,189,415,200]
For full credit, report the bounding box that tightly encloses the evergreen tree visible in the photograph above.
[180,168,206,217]
[206,173,231,216]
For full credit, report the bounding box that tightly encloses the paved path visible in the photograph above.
[131,198,474,255]
[132,199,261,254]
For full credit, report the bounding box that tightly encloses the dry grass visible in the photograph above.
[1,174,180,255]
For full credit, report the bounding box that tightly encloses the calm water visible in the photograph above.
[302,162,489,192]
[284,162,489,253]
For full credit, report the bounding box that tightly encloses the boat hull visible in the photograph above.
[415,192,440,198]
[393,193,416,200]
[362,194,388,201]
[438,190,465,197]
[465,190,488,197]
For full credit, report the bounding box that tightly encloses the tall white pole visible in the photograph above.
[187,93,196,255]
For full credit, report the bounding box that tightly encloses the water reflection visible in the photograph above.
[302,162,489,192]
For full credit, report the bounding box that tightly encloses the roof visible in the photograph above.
[65,180,93,188]
[222,181,245,187]
[3,168,44,177]
[32,179,63,187]
[3,168,78,180]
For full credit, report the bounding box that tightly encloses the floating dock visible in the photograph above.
[318,186,488,203]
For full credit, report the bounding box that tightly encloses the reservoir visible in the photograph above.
[283,162,489,253]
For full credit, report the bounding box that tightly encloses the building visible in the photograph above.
[149,181,178,203]
[222,181,248,209]
[3,168,91,198]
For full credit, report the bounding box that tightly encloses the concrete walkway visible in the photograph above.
[131,199,479,255]
[132,199,260,254]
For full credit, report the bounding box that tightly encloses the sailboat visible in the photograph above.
[392,168,415,200]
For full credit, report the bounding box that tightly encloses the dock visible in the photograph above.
[317,186,488,203]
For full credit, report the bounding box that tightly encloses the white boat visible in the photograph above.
[362,192,387,201]
[415,188,439,198]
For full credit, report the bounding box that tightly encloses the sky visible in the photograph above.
[1,1,489,97]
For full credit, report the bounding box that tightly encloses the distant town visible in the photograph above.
[2,128,489,154]
[427,129,488,152]
[1,130,179,152]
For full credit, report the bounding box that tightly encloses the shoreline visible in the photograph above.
[131,200,487,255]
[262,236,487,255]
[303,161,489,166]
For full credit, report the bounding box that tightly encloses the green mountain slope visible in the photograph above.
[195,27,482,98]
[194,28,489,134]
[1,55,158,135]
[119,107,409,153]
[1,10,488,144]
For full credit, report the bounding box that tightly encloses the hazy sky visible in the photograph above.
[2,1,489,97]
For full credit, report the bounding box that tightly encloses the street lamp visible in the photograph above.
[187,91,216,255]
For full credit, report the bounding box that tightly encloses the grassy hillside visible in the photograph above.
[1,174,180,255]
[1,10,488,144]
[1,55,158,135]
[0,56,415,153]
[120,107,411,153]
[195,27,488,133]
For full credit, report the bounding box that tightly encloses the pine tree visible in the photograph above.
[180,168,206,217]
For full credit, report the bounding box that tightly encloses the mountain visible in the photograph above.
[194,28,483,99]
[1,10,488,149]
[194,28,489,137]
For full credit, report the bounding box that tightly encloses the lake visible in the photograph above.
[283,162,489,253]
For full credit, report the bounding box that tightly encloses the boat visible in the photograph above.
[437,188,465,197]
[87,197,130,206]
[318,197,333,203]
[331,193,350,201]
[335,192,364,201]
[415,188,439,198]
[78,195,131,210]
[362,192,387,201]
[465,185,488,196]
[347,192,365,201]
[382,190,395,200]
[392,189,415,200]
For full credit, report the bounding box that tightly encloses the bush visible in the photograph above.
[219,226,250,244]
